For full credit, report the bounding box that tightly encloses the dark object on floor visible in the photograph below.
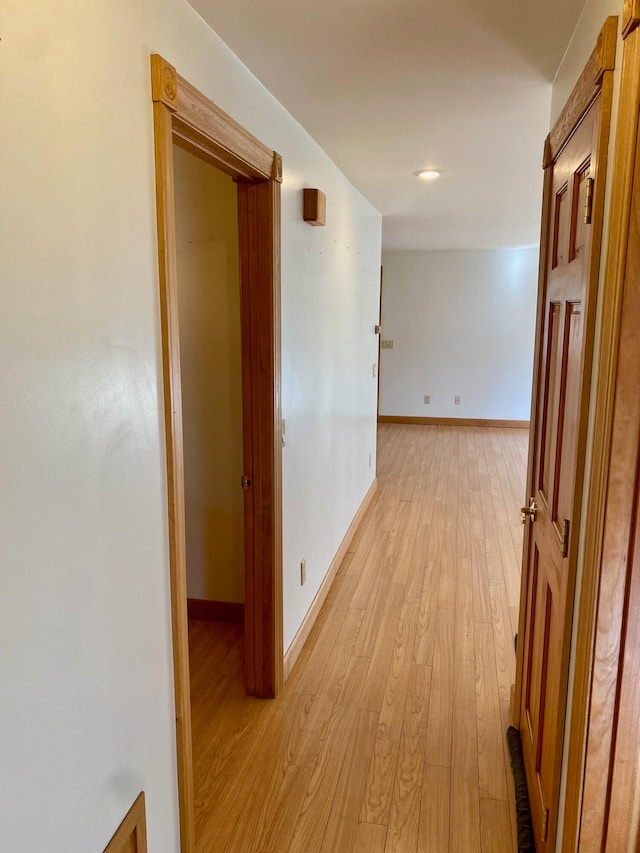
[507,725,536,852]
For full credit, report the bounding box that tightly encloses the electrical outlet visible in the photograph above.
[372,363,377,379]
[424,395,430,404]
[300,558,307,586]
[381,340,394,349]
[455,395,461,405]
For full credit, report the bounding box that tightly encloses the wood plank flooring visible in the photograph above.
[189,424,528,852]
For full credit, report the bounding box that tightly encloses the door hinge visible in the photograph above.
[584,177,594,225]
[560,518,570,558]
[542,806,550,842]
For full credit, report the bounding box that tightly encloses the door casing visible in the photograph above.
[514,16,618,851]
[562,7,640,850]
[150,54,283,853]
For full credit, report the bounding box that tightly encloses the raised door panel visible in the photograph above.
[552,303,583,548]
[519,97,602,852]
[570,158,592,261]
[538,303,563,504]
[552,183,571,268]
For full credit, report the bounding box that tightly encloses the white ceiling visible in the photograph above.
[188,0,586,250]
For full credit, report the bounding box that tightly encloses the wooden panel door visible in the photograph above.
[518,102,601,851]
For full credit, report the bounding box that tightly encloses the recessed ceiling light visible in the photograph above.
[416,169,441,181]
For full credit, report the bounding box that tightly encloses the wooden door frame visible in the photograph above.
[150,55,283,853]
[513,16,618,850]
[561,7,640,850]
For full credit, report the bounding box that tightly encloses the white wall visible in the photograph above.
[0,1,381,850]
[551,0,622,124]
[173,146,244,604]
[379,249,539,421]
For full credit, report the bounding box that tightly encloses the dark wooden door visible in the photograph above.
[518,101,601,851]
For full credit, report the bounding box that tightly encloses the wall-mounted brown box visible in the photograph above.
[303,188,326,226]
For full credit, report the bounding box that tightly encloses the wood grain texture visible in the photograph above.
[604,462,640,851]
[480,798,513,853]
[189,424,525,852]
[360,598,418,823]
[283,478,378,680]
[450,658,481,853]
[514,21,617,852]
[172,70,273,181]
[475,624,508,803]
[321,710,379,851]
[152,95,196,853]
[352,822,387,852]
[519,89,611,851]
[386,664,432,851]
[418,765,450,853]
[571,23,640,852]
[561,21,640,853]
[237,175,284,698]
[425,608,455,768]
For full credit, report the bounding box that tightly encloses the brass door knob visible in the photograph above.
[520,498,538,524]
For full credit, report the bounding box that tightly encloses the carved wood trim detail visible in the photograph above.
[150,55,178,111]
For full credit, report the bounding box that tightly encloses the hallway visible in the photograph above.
[190,423,527,852]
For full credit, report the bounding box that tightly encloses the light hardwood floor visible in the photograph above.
[189,424,528,852]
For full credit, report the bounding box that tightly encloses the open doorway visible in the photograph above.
[151,54,283,853]
[173,147,245,624]
[173,142,248,853]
